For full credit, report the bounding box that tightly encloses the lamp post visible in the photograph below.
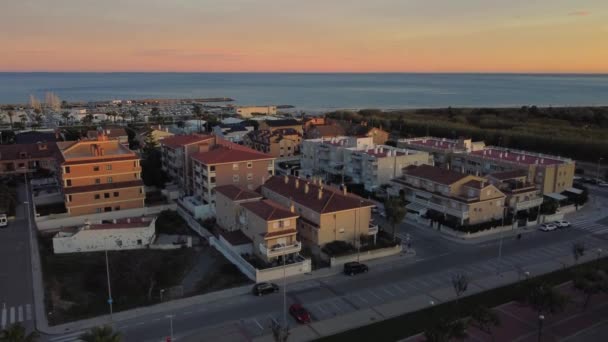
[597,158,604,183]
[537,314,545,342]
[105,244,113,322]
[166,314,174,341]
[160,289,165,302]
[282,254,287,330]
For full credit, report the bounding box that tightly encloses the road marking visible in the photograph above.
[316,304,327,314]
[382,287,395,297]
[329,300,342,312]
[253,318,263,330]
[183,311,193,315]
[392,283,407,294]
[367,290,383,301]
[49,330,86,341]
[18,306,23,322]
[25,304,31,320]
[354,293,369,304]
[152,318,161,321]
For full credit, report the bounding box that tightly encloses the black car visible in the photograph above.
[252,282,279,296]
[344,262,369,276]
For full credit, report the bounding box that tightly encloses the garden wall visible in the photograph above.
[329,245,402,268]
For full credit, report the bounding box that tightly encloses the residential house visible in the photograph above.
[160,134,215,194]
[261,175,377,254]
[258,119,303,135]
[304,123,346,139]
[391,165,507,226]
[57,132,145,216]
[190,141,275,204]
[300,136,375,181]
[87,127,129,147]
[398,137,486,168]
[0,142,60,175]
[212,123,254,143]
[135,125,175,147]
[487,169,543,214]
[243,129,302,158]
[231,105,277,118]
[347,123,389,145]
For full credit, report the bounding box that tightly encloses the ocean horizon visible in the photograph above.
[1,72,608,111]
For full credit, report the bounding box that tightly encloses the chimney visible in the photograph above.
[295,179,300,189]
[304,182,310,194]
[318,186,323,199]
[342,184,347,195]
[284,175,289,184]
[290,201,295,213]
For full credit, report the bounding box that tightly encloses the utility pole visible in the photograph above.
[105,245,113,322]
[282,255,287,332]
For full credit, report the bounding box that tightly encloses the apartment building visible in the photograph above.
[487,169,543,213]
[87,127,129,147]
[348,125,390,145]
[398,137,486,167]
[190,142,275,204]
[261,175,377,253]
[0,142,59,175]
[160,134,215,194]
[57,133,145,216]
[135,125,174,147]
[258,119,303,135]
[212,123,254,143]
[243,129,302,158]
[231,105,277,118]
[454,147,575,195]
[300,136,375,180]
[215,185,300,262]
[391,165,506,226]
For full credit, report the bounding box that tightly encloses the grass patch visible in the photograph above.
[317,257,608,342]
[155,210,192,235]
[195,248,252,294]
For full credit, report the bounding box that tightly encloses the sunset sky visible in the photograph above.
[1,0,606,73]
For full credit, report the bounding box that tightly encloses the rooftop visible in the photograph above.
[87,127,128,140]
[160,134,214,148]
[403,138,460,151]
[470,147,569,166]
[403,165,468,185]
[488,169,529,181]
[15,131,58,144]
[191,143,273,165]
[241,199,298,221]
[262,175,374,214]
[215,185,263,201]
[264,119,300,127]
[58,138,136,162]
[0,142,60,161]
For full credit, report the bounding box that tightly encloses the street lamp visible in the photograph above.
[537,314,545,342]
[160,289,165,302]
[166,314,174,341]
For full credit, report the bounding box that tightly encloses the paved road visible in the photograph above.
[0,179,35,332]
[42,189,608,341]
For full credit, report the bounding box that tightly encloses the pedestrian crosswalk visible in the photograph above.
[0,303,32,329]
[48,330,85,342]
[571,217,608,235]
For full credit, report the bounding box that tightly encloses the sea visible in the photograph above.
[1,73,607,111]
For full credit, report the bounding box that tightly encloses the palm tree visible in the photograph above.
[80,326,122,342]
[384,197,406,241]
[572,242,586,265]
[451,273,469,308]
[0,323,39,342]
[7,110,15,129]
[61,111,71,126]
[469,306,500,342]
[118,112,127,124]
[128,109,140,123]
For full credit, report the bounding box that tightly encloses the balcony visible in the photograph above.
[368,224,379,235]
[513,197,544,211]
[406,194,469,219]
[259,241,302,258]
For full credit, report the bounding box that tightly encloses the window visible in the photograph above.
[106,165,112,170]
[137,239,142,245]
[210,177,216,183]
[114,206,120,211]
[210,166,216,171]
[66,179,72,186]
[95,178,101,184]
[113,192,119,197]
[233,175,239,183]
[96,208,102,213]
[104,193,110,199]
[134,173,138,179]
[104,207,112,212]
[94,194,100,200]
[273,222,279,228]
[247,173,253,181]
[67,195,72,202]
[107,177,113,183]
[93,166,100,171]
[139,188,143,194]
[284,220,290,227]
[65,166,71,174]
[134,161,137,167]
[247,162,253,168]
[232,163,239,170]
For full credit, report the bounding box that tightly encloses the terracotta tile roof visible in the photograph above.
[241,199,298,221]
[215,185,263,201]
[0,142,60,161]
[307,125,345,138]
[262,175,374,214]
[219,229,253,245]
[160,134,214,148]
[87,127,128,139]
[264,228,297,238]
[191,145,273,165]
[63,180,143,194]
[15,131,58,144]
[489,169,529,181]
[403,165,468,185]
[462,180,485,189]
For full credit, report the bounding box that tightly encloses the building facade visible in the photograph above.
[160,134,216,194]
[0,142,59,175]
[391,165,506,226]
[243,129,302,158]
[57,133,145,216]
[232,106,277,118]
[398,137,486,168]
[258,119,303,135]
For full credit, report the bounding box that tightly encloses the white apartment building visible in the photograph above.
[301,136,431,191]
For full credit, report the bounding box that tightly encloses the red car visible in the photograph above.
[289,304,311,324]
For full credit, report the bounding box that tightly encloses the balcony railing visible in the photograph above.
[368,224,379,235]
[406,194,469,219]
[259,241,302,258]
[513,197,544,211]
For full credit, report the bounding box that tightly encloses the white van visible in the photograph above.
[0,213,7,228]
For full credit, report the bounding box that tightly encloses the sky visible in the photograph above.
[0,0,606,73]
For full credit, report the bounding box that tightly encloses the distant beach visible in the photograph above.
[1,73,607,110]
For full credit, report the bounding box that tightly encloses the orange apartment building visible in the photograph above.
[190,141,275,204]
[160,134,216,195]
[57,133,145,216]
[243,128,302,158]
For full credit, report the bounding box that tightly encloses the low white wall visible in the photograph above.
[558,205,577,215]
[439,223,517,240]
[256,259,312,282]
[541,213,565,223]
[176,204,213,238]
[53,227,155,254]
[209,236,256,281]
[36,204,176,231]
[329,245,402,268]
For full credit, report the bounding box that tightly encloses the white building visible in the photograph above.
[52,216,156,254]
[231,106,277,118]
[301,136,431,191]
[212,123,254,143]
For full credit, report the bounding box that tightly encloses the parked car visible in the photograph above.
[344,261,369,276]
[252,282,279,296]
[289,304,311,324]
[540,223,558,232]
[0,214,7,228]
[554,220,571,228]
